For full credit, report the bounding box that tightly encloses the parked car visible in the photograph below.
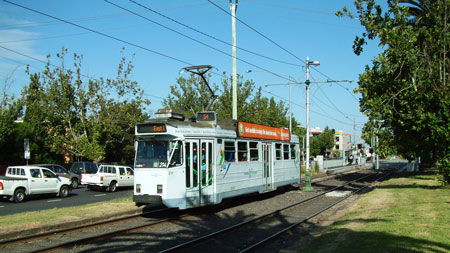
[70,161,98,176]
[33,164,80,189]
[0,166,72,203]
[81,164,134,192]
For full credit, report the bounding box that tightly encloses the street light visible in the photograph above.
[304,56,320,191]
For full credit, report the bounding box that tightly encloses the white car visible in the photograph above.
[0,166,72,203]
[81,165,134,192]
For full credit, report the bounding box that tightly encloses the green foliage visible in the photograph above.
[21,47,150,163]
[310,127,335,157]
[339,0,450,183]
[0,69,25,165]
[163,72,292,128]
[163,72,218,118]
[314,160,320,174]
[437,153,450,185]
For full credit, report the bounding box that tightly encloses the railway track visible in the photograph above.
[159,171,391,252]
[0,168,388,252]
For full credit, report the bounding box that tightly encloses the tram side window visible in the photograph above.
[283,144,289,160]
[290,144,296,160]
[185,143,191,188]
[224,141,236,162]
[249,142,259,161]
[275,143,282,160]
[237,141,248,162]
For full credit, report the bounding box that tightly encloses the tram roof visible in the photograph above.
[137,118,237,131]
[136,118,299,143]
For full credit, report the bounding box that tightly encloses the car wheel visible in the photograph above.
[13,188,26,203]
[71,178,79,189]
[59,185,70,198]
[109,182,117,192]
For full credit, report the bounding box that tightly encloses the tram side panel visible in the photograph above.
[215,158,265,204]
[213,141,300,204]
[272,143,301,189]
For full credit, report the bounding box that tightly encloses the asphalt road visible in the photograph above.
[0,185,133,216]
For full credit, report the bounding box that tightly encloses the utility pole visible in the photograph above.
[265,75,294,134]
[289,76,292,134]
[304,56,318,191]
[264,58,352,192]
[230,0,238,120]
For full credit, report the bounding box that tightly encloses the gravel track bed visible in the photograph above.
[5,169,378,252]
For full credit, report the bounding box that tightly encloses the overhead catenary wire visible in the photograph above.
[0,2,208,30]
[4,0,364,129]
[207,0,307,65]
[260,88,355,127]
[208,0,359,101]
[128,0,302,67]
[104,0,293,82]
[0,45,164,102]
[3,0,194,66]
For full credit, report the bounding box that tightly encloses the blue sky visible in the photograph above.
[0,0,385,139]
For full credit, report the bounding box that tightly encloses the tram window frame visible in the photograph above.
[249,141,259,161]
[275,143,282,160]
[283,144,289,160]
[224,140,236,162]
[237,141,248,162]
[290,144,296,160]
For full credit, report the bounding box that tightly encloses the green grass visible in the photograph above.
[0,196,135,231]
[301,172,450,252]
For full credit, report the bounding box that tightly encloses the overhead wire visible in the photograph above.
[104,0,293,82]
[3,0,194,66]
[0,2,208,30]
[261,87,355,126]
[4,0,364,127]
[207,0,307,65]
[0,45,165,103]
[208,0,360,101]
[127,0,302,67]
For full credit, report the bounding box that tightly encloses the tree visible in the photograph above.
[0,69,25,165]
[163,72,292,129]
[338,0,450,183]
[310,127,335,157]
[23,47,150,163]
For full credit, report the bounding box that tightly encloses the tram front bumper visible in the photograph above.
[133,194,162,205]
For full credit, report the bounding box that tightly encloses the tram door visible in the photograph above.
[262,143,273,191]
[185,140,214,206]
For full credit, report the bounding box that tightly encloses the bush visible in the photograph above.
[437,154,450,185]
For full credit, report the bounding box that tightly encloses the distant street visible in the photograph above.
[0,185,133,216]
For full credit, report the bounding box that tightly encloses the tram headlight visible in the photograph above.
[157,184,163,194]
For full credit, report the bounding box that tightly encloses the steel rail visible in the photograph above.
[0,207,171,249]
[158,171,379,253]
[240,171,395,252]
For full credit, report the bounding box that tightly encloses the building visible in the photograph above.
[334,130,352,154]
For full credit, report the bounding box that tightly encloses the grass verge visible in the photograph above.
[300,171,450,252]
[0,195,136,234]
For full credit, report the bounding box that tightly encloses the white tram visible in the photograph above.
[133,109,301,209]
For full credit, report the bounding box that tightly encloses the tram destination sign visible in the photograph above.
[137,123,167,134]
[237,122,290,141]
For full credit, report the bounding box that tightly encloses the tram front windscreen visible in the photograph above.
[135,140,182,168]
